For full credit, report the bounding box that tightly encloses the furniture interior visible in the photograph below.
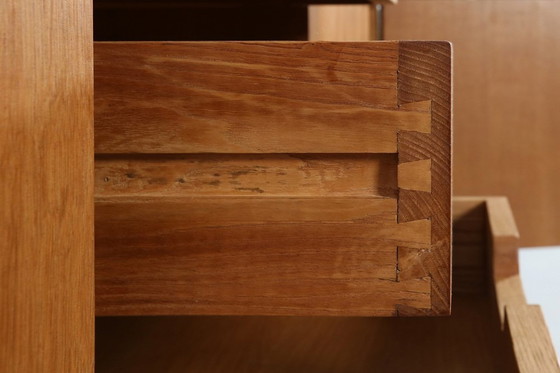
[96,199,519,372]
[94,0,314,41]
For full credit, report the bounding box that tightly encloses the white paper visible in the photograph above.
[519,246,560,363]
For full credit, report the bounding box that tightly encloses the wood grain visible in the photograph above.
[96,198,546,373]
[397,41,453,315]
[95,197,431,316]
[386,0,560,247]
[398,159,431,192]
[0,0,94,370]
[94,42,416,154]
[505,305,560,373]
[94,41,450,316]
[95,154,398,198]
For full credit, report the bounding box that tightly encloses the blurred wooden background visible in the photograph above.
[385,0,560,247]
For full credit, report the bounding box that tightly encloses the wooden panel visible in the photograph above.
[94,42,425,154]
[0,0,94,371]
[396,41,452,315]
[386,0,560,247]
[308,5,372,41]
[94,41,451,316]
[95,154,398,198]
[96,197,431,316]
[505,305,560,373]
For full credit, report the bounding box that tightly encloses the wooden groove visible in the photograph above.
[95,153,398,198]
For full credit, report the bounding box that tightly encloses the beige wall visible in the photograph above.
[386,0,560,247]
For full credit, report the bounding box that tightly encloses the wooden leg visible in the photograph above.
[0,0,94,370]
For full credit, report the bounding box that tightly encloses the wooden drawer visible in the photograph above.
[96,197,559,372]
[94,41,452,316]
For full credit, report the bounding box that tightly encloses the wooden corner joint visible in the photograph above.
[395,98,434,279]
[397,100,432,186]
[396,246,432,282]
[398,159,431,193]
[396,100,432,193]
[394,42,452,315]
[394,99,437,314]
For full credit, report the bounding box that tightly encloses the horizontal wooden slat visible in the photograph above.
[96,277,431,316]
[95,153,397,198]
[94,104,429,154]
[95,197,431,315]
[94,42,430,154]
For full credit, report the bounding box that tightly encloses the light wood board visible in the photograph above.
[0,0,94,370]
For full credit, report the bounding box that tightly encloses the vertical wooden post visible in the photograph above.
[0,0,94,371]
[308,2,398,41]
[308,4,373,41]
